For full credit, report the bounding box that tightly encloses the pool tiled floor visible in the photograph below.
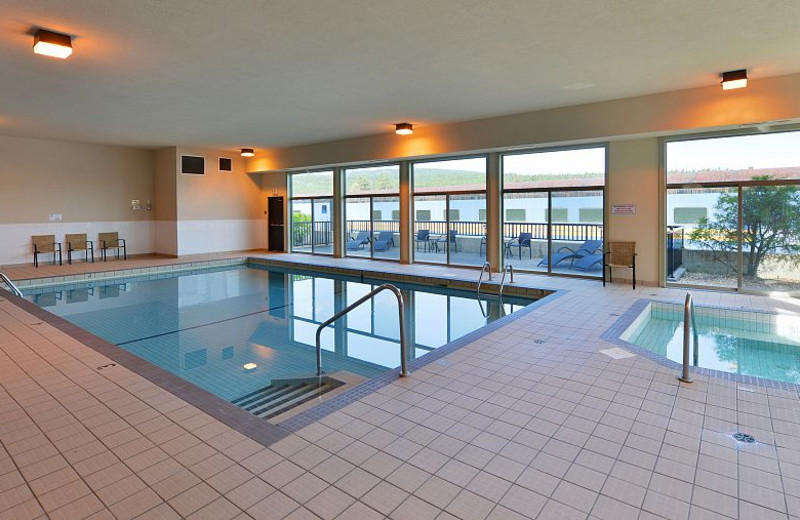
[2,253,800,519]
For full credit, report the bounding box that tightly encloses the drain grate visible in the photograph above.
[533,339,545,344]
[733,432,756,444]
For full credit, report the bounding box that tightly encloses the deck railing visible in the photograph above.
[345,219,603,242]
[292,221,333,247]
[667,226,684,278]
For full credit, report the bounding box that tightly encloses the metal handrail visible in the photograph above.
[0,273,23,298]
[316,283,409,377]
[477,262,492,295]
[679,292,699,383]
[499,264,514,297]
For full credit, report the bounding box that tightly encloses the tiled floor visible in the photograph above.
[2,253,800,519]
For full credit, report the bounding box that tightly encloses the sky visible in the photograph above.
[667,131,800,171]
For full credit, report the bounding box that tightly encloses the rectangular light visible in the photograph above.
[721,69,748,90]
[33,29,73,59]
[243,363,257,371]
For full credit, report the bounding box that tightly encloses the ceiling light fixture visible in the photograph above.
[240,148,255,157]
[33,29,73,59]
[721,69,748,90]
[395,123,413,135]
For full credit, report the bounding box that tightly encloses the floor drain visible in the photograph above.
[533,339,545,344]
[733,432,756,444]
[609,313,620,317]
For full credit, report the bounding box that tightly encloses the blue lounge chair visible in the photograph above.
[571,252,604,271]
[415,230,431,251]
[373,231,394,252]
[346,231,370,250]
[538,240,602,268]
[506,233,532,260]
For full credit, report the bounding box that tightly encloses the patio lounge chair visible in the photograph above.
[32,235,62,267]
[435,230,457,253]
[505,232,532,260]
[603,241,637,289]
[570,252,604,272]
[66,233,94,264]
[346,231,370,250]
[99,232,127,261]
[373,231,394,252]
[415,230,431,252]
[538,239,602,268]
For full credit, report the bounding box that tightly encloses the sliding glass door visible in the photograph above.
[501,147,606,277]
[665,130,800,294]
[290,170,334,255]
[344,165,400,261]
[412,157,487,267]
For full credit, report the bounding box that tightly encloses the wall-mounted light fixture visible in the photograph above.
[33,29,73,59]
[721,69,748,90]
[395,123,413,135]
[240,148,255,157]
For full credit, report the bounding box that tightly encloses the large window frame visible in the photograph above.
[663,127,800,294]
[500,144,608,279]
[289,170,334,256]
[343,163,401,262]
[411,155,488,268]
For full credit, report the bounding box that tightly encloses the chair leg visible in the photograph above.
[632,259,636,290]
[123,245,127,261]
[68,249,72,265]
[34,253,38,268]
[602,264,606,286]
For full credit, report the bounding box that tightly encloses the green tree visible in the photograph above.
[690,176,800,277]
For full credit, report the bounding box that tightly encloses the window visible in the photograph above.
[579,208,603,223]
[344,165,400,261]
[502,147,605,277]
[666,130,800,294]
[290,171,333,255]
[413,157,487,267]
[673,207,707,224]
[505,209,525,222]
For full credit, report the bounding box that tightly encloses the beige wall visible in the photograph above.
[0,134,154,224]
[153,147,178,221]
[248,72,800,172]
[607,139,661,285]
[176,147,261,221]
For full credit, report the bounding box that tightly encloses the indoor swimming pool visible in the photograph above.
[623,302,800,384]
[25,264,532,417]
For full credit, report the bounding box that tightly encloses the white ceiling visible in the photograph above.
[1,0,799,150]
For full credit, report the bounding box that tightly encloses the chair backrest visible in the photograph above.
[608,241,636,265]
[99,232,119,247]
[32,235,55,253]
[449,230,457,241]
[66,233,87,251]
[417,230,430,240]
[355,230,369,241]
[377,231,393,242]
[519,232,532,245]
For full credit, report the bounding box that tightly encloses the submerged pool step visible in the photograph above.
[231,376,344,420]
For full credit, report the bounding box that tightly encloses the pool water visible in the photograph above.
[25,265,531,404]
[624,302,800,383]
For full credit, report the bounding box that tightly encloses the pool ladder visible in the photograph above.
[477,262,514,297]
[679,292,699,383]
[316,283,409,378]
[0,273,23,298]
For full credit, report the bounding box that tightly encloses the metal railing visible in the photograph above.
[477,262,492,295]
[0,273,23,298]
[499,264,514,297]
[679,292,699,383]
[292,221,333,248]
[316,284,409,377]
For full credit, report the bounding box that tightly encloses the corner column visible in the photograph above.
[333,166,344,258]
[486,152,502,271]
[399,161,412,264]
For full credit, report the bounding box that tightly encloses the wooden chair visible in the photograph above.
[98,232,127,261]
[603,241,637,289]
[32,235,62,268]
[66,233,94,264]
